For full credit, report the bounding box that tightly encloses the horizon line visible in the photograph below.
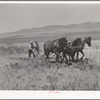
[0,21,99,35]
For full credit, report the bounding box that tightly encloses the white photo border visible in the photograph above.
[0,1,100,99]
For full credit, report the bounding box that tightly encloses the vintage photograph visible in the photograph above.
[0,2,100,91]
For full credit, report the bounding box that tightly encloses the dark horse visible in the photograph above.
[63,43,79,62]
[44,37,68,62]
[72,36,91,61]
[63,36,91,62]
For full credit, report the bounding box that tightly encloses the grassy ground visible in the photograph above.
[0,41,100,90]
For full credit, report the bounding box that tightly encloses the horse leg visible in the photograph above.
[60,52,64,63]
[76,51,79,61]
[64,54,68,63]
[71,54,75,62]
[45,55,48,62]
[72,52,77,62]
[62,53,66,62]
[29,49,31,58]
[56,54,59,62]
[59,53,64,63]
[69,55,72,61]
[80,50,84,60]
[60,52,67,63]
[54,51,60,63]
[38,48,39,54]
[37,47,39,54]
[47,55,49,61]
[32,52,36,58]
[45,52,49,62]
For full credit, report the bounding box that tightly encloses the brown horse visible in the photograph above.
[63,42,79,62]
[44,37,68,62]
[62,36,91,62]
[72,36,91,60]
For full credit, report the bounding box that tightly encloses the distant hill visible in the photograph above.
[0,22,100,44]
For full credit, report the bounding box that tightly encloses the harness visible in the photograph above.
[54,39,60,48]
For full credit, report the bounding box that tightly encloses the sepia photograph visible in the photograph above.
[0,2,100,95]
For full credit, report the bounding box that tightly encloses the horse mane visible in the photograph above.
[81,36,91,43]
[72,37,81,46]
[57,37,67,48]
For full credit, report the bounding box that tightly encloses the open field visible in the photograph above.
[1,4,100,91]
[0,40,100,90]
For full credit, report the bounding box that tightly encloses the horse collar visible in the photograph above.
[56,39,60,48]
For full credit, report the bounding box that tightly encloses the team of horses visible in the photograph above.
[43,36,91,64]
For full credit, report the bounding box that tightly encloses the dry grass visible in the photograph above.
[0,41,100,90]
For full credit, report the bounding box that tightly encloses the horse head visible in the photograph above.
[85,36,91,47]
[58,36,68,49]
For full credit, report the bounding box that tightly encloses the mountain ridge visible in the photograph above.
[1,21,100,35]
[0,21,100,44]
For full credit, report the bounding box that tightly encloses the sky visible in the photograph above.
[0,4,100,34]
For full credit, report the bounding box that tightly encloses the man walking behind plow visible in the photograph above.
[28,41,39,58]
[33,41,39,54]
